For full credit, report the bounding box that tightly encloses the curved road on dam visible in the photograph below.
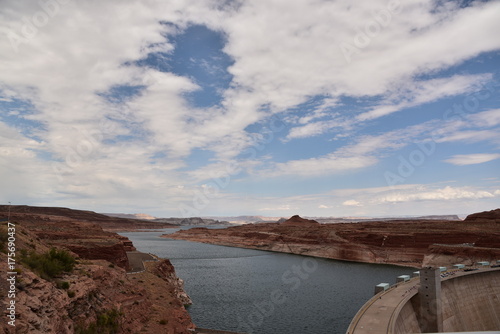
[347,266,500,334]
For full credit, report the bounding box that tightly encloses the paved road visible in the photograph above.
[126,251,157,273]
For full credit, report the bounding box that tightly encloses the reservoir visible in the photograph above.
[120,228,415,334]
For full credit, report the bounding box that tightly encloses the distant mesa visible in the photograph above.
[180,217,205,225]
[464,208,500,223]
[280,215,320,226]
[103,212,157,220]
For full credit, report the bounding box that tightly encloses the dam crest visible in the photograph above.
[347,263,500,333]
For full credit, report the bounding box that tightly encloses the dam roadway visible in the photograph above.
[347,266,500,333]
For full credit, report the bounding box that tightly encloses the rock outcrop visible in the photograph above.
[463,208,500,224]
[0,205,177,231]
[166,212,500,268]
[280,215,320,226]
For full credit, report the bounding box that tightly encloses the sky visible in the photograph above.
[1,0,499,218]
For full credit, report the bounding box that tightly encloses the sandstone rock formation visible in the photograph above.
[279,215,320,226]
[166,212,500,268]
[0,205,177,231]
[0,206,195,334]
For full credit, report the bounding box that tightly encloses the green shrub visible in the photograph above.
[0,226,7,253]
[20,247,75,280]
[75,309,122,334]
[58,281,70,290]
[159,319,168,325]
[67,290,75,298]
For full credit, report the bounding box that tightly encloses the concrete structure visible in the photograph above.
[347,267,500,333]
[397,275,410,283]
[439,266,447,272]
[419,267,443,332]
[478,261,490,266]
[374,283,390,294]
[452,264,465,269]
[413,271,420,277]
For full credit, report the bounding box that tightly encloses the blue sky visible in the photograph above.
[0,0,499,218]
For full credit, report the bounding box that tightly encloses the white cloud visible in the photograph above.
[260,121,433,177]
[444,153,500,166]
[1,0,500,216]
[357,74,491,121]
[376,186,498,203]
[342,200,362,207]
[469,108,500,128]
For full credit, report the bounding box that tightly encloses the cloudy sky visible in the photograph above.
[1,0,499,218]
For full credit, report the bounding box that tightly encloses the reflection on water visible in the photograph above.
[120,228,415,334]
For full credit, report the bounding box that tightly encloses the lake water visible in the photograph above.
[120,227,415,334]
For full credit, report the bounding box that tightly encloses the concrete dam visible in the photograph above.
[347,265,500,333]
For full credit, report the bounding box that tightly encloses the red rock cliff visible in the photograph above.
[166,212,500,268]
[0,206,194,334]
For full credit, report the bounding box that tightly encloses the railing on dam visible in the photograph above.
[346,262,500,334]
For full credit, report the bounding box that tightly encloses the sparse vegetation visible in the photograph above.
[20,247,76,280]
[0,226,8,253]
[159,319,168,325]
[58,281,70,290]
[67,290,75,298]
[75,309,122,334]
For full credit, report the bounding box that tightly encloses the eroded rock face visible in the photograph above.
[167,213,500,268]
[0,206,194,334]
[423,244,500,267]
[464,208,500,224]
[152,259,193,306]
[1,211,132,270]
[280,215,320,226]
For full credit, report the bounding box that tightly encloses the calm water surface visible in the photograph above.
[120,228,415,334]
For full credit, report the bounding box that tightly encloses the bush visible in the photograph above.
[75,309,122,334]
[67,290,75,298]
[58,281,70,290]
[21,247,75,280]
[0,226,7,253]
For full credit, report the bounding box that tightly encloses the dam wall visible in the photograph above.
[394,269,500,333]
[348,267,500,333]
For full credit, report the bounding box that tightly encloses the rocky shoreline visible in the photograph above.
[165,210,500,268]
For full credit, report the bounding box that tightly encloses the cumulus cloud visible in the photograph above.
[1,0,500,215]
[376,186,498,203]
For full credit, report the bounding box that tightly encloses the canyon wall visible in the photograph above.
[0,206,194,334]
[167,210,500,268]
